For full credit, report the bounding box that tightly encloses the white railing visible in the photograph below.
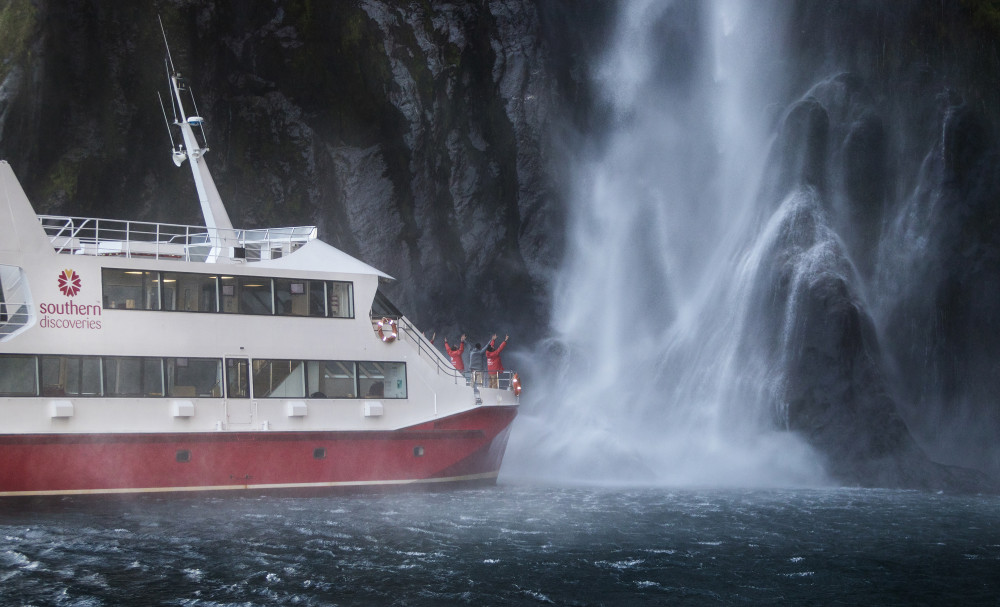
[0,302,30,339]
[378,315,518,390]
[38,215,318,263]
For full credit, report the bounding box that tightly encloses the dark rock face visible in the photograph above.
[756,195,943,488]
[881,103,1000,480]
[743,1,1000,488]
[738,81,997,490]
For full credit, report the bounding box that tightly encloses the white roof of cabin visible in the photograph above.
[254,238,393,279]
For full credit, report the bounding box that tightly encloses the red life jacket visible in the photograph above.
[446,341,466,370]
[486,339,507,372]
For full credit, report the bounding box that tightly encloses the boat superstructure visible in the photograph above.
[0,39,518,497]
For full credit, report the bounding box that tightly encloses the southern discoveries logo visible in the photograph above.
[57,268,81,297]
[40,269,103,330]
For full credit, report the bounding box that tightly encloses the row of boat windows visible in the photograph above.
[101,269,355,318]
[0,354,407,400]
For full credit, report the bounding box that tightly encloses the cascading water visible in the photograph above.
[506,0,831,486]
[508,0,1000,491]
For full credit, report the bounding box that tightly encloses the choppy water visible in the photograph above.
[1,485,998,606]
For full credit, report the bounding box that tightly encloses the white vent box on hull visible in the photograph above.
[49,400,74,418]
[172,400,195,417]
[364,401,384,417]
[286,401,308,417]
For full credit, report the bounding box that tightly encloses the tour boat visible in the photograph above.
[0,46,519,497]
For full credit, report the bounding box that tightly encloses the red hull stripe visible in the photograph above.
[0,406,517,497]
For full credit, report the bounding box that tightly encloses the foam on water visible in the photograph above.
[2,488,997,604]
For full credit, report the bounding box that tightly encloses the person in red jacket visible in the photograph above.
[444,334,466,371]
[486,333,508,388]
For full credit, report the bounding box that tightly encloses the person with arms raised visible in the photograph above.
[486,334,508,388]
[445,334,466,371]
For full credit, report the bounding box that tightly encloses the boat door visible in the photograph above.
[225,357,253,426]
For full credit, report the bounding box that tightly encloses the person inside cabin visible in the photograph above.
[444,334,466,371]
[486,333,509,388]
[468,340,488,387]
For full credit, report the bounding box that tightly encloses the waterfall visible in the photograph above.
[505,0,830,486]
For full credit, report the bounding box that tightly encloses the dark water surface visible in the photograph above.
[1,485,997,605]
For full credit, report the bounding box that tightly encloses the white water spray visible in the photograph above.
[506,0,829,487]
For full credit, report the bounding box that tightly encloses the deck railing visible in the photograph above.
[378,315,517,391]
[38,215,317,263]
[0,302,29,340]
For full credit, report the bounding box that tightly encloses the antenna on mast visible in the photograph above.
[186,85,209,150]
[157,15,234,238]
[158,91,185,167]
[158,15,176,74]
[163,56,178,123]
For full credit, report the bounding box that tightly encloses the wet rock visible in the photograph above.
[776,98,829,192]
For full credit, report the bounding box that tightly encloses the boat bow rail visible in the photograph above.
[38,215,317,262]
[380,315,520,391]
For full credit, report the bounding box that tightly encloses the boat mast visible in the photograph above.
[159,18,234,239]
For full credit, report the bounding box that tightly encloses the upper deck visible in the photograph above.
[39,214,318,263]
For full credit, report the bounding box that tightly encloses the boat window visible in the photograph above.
[0,354,37,396]
[358,361,407,399]
[306,360,321,396]
[41,355,102,397]
[272,279,340,318]
[239,276,273,315]
[0,353,408,400]
[102,269,160,310]
[226,358,250,398]
[77,357,103,395]
[144,357,164,396]
[328,281,354,318]
[219,276,237,313]
[104,356,163,397]
[274,278,311,317]
[308,360,357,398]
[371,288,401,318]
[252,359,306,398]
[99,268,354,320]
[221,276,272,315]
[0,273,6,323]
[162,272,218,312]
[308,281,327,317]
[40,357,61,396]
[165,357,223,397]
